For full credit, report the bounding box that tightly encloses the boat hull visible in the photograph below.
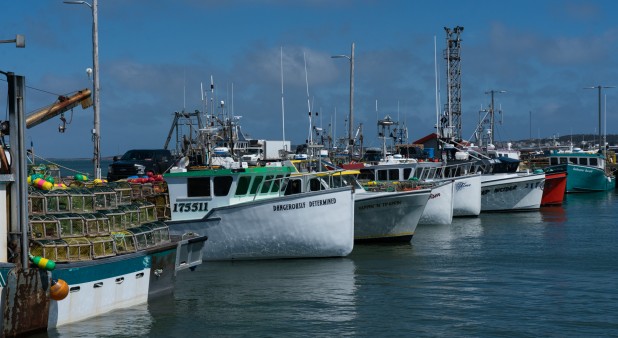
[541,171,567,206]
[419,181,454,225]
[168,187,355,261]
[354,188,430,242]
[565,164,615,192]
[452,174,482,217]
[47,244,181,328]
[480,173,545,212]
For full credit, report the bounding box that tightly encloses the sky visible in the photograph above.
[1,0,618,159]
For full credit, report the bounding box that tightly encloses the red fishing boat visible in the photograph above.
[541,171,567,206]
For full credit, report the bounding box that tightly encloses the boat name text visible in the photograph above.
[455,182,471,191]
[273,198,337,211]
[172,202,208,213]
[358,200,402,210]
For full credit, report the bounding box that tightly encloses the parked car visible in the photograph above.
[107,149,175,181]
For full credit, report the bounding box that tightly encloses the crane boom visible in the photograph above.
[26,88,92,129]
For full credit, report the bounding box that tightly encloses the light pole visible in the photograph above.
[331,42,355,160]
[64,0,101,179]
[584,85,615,156]
[0,34,25,48]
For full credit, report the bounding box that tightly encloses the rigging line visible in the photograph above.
[0,77,65,97]
[30,153,89,176]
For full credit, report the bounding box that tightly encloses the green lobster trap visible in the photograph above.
[131,182,154,199]
[108,181,132,206]
[43,189,72,214]
[55,213,86,238]
[65,237,93,261]
[92,186,118,210]
[88,236,116,259]
[30,239,70,263]
[142,221,171,245]
[126,225,156,250]
[118,204,140,227]
[111,230,138,253]
[98,209,128,231]
[133,200,157,224]
[68,188,96,213]
[146,194,170,220]
[81,212,111,237]
[29,215,61,240]
[28,187,46,215]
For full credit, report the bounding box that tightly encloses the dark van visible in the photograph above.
[107,149,174,181]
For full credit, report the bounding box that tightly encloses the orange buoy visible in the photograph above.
[50,279,69,301]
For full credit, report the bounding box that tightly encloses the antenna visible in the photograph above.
[280,46,286,149]
[304,52,312,145]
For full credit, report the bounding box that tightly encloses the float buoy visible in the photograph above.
[50,279,69,301]
[29,254,56,271]
[74,174,89,181]
[33,178,53,190]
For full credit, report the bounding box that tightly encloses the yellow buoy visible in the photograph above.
[50,279,69,301]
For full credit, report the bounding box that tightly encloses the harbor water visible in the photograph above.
[34,160,618,337]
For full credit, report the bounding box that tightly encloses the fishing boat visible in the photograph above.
[285,164,431,242]
[545,150,615,192]
[0,73,207,336]
[164,165,355,260]
[479,171,545,212]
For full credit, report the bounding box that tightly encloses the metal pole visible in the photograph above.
[597,86,601,153]
[349,42,354,160]
[92,0,101,179]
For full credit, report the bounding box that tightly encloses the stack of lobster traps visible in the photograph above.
[27,165,172,263]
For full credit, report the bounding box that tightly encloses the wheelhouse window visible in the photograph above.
[377,170,388,181]
[213,176,233,196]
[559,157,567,164]
[187,177,211,197]
[270,175,284,193]
[569,157,578,165]
[403,168,413,180]
[260,175,274,194]
[249,176,264,194]
[590,158,598,166]
[309,178,324,191]
[235,176,252,196]
[550,157,558,165]
[389,169,399,181]
[284,178,302,195]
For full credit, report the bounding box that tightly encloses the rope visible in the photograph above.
[30,153,89,176]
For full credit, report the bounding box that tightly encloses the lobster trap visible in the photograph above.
[30,239,70,263]
[29,215,60,240]
[81,212,111,237]
[55,213,86,238]
[88,236,116,259]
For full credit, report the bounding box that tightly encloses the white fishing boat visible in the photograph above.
[164,165,355,260]
[480,172,545,211]
[288,166,431,242]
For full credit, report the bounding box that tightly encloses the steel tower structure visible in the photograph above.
[440,26,464,143]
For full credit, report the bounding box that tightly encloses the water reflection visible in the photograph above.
[43,303,153,337]
[148,258,358,336]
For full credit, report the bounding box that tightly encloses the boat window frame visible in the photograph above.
[235,176,252,196]
[249,176,264,194]
[187,177,211,197]
[213,176,233,197]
